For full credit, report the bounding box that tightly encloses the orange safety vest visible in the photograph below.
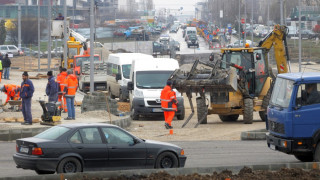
[65,74,78,97]
[160,85,177,111]
[56,71,68,94]
[4,84,21,103]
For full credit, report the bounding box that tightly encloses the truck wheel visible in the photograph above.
[294,154,313,162]
[219,115,239,122]
[177,108,185,120]
[314,143,320,161]
[131,107,139,120]
[243,98,253,124]
[196,97,207,124]
[260,88,272,121]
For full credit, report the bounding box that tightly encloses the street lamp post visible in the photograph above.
[90,0,95,93]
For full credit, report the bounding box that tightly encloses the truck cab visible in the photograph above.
[267,72,320,162]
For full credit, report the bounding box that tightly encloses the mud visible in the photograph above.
[78,167,320,180]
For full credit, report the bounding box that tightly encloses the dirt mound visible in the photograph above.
[79,167,320,180]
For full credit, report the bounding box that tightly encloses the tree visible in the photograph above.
[0,20,6,45]
[7,17,45,46]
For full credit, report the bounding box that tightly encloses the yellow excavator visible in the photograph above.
[169,25,290,126]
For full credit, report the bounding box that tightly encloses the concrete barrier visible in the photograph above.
[2,162,320,180]
[241,129,268,140]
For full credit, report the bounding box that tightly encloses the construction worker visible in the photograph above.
[46,71,58,102]
[64,70,78,120]
[20,71,34,125]
[56,67,68,112]
[2,54,11,80]
[1,84,21,106]
[160,80,178,129]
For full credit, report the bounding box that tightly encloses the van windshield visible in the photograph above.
[136,71,173,89]
[122,64,131,79]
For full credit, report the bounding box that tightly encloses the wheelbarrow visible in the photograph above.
[8,100,22,112]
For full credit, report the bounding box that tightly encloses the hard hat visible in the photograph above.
[245,43,250,48]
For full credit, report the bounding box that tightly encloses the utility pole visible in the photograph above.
[90,0,95,93]
[298,0,301,72]
[280,0,283,25]
[239,0,241,41]
[63,0,67,68]
[48,0,52,70]
[38,2,40,71]
[18,0,21,50]
[244,0,246,46]
[251,0,253,42]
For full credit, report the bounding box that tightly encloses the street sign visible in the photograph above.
[220,10,223,18]
[241,19,245,24]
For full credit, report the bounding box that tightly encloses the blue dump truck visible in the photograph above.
[267,72,320,162]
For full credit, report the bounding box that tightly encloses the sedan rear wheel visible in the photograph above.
[155,152,178,169]
[57,157,82,174]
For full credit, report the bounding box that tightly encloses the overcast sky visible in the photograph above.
[153,0,202,15]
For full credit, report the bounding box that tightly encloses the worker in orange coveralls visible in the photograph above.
[160,80,178,129]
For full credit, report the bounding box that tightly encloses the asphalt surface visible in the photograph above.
[0,140,298,178]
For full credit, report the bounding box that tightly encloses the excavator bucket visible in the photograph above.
[169,60,238,94]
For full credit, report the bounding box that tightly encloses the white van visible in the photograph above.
[185,27,197,36]
[106,53,153,101]
[127,58,185,120]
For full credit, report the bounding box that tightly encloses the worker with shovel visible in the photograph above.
[1,84,21,106]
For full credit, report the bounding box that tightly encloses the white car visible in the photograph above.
[159,34,170,42]
[227,40,253,48]
[0,45,21,56]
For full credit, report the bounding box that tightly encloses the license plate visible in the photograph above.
[269,144,275,150]
[96,86,105,89]
[20,147,29,153]
[152,108,163,112]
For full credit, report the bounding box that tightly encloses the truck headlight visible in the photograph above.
[134,90,144,98]
[281,140,287,148]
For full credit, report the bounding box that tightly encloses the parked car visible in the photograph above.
[170,25,178,33]
[300,30,318,39]
[13,123,187,174]
[227,40,253,48]
[20,47,43,57]
[113,28,126,37]
[0,45,21,56]
[44,47,63,58]
[173,40,180,51]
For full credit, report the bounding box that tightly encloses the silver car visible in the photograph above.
[0,45,21,56]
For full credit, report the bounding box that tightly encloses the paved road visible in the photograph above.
[0,140,297,178]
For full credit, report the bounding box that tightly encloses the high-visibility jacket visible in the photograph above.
[64,74,78,97]
[0,60,2,70]
[160,85,177,111]
[4,84,21,103]
[56,71,68,94]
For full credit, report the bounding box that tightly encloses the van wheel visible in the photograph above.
[294,154,313,162]
[243,98,253,124]
[131,107,139,120]
[177,108,185,120]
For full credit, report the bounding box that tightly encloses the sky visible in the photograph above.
[153,0,202,15]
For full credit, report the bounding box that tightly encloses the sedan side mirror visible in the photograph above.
[127,82,134,90]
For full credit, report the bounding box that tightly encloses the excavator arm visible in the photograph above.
[258,25,291,74]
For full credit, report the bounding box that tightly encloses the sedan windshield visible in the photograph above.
[34,126,70,140]
[270,77,294,108]
[136,71,173,89]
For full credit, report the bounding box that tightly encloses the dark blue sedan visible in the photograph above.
[13,123,187,174]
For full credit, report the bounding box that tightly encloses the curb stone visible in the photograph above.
[2,162,320,180]
[241,129,267,140]
[0,116,131,142]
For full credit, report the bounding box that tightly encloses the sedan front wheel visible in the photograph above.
[155,152,178,169]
